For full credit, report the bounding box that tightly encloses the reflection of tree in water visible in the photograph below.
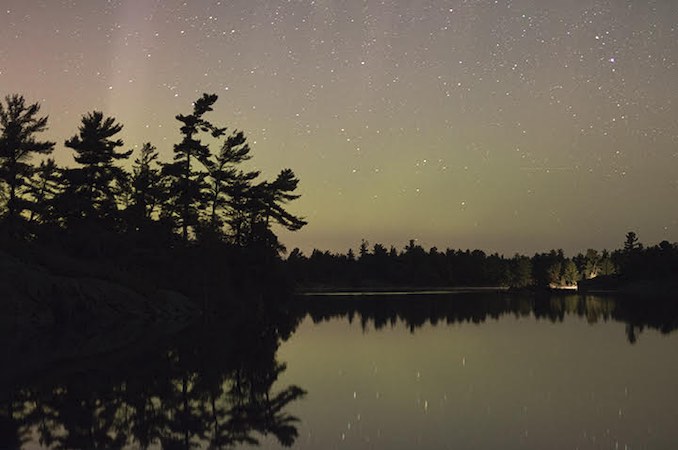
[303,293,678,344]
[4,293,677,447]
[1,310,306,449]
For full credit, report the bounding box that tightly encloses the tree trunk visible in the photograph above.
[182,150,190,242]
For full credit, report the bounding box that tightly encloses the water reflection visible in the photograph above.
[285,294,678,450]
[301,293,678,344]
[2,293,678,448]
[0,312,305,449]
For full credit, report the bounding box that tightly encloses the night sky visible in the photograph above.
[1,0,677,255]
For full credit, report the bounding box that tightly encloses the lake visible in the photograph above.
[4,293,678,449]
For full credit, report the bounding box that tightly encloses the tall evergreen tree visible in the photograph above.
[60,111,131,226]
[129,143,164,228]
[225,172,258,246]
[25,158,62,225]
[260,169,307,232]
[204,130,258,235]
[242,169,307,251]
[623,231,641,252]
[163,94,226,241]
[0,94,55,229]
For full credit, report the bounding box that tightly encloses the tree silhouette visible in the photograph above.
[0,91,314,316]
[203,130,258,239]
[509,254,533,288]
[0,94,55,231]
[128,143,164,230]
[359,239,369,259]
[60,111,131,227]
[25,158,62,226]
[256,170,306,231]
[618,231,643,276]
[623,231,641,252]
[241,169,307,252]
[224,172,258,246]
[163,93,226,241]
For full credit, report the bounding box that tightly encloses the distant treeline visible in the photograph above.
[286,232,678,289]
[0,93,306,306]
[2,94,675,298]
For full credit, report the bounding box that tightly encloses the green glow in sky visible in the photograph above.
[2,0,676,254]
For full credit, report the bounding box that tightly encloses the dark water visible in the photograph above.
[3,293,678,449]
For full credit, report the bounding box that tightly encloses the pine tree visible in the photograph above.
[60,111,131,227]
[163,94,226,241]
[129,143,164,228]
[261,169,307,231]
[242,169,307,251]
[224,171,258,246]
[25,158,62,225]
[623,231,641,252]
[204,130,258,235]
[0,94,55,229]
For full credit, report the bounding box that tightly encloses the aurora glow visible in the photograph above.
[1,0,676,255]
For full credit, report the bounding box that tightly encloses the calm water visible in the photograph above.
[4,294,678,449]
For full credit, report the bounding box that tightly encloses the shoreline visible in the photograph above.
[297,286,510,296]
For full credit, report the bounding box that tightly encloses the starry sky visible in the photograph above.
[1,0,677,255]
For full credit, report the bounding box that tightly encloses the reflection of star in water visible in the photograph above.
[520,167,576,172]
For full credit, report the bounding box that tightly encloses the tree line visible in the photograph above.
[2,93,674,296]
[0,93,307,305]
[286,232,678,289]
[0,93,305,252]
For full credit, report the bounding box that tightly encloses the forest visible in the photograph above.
[0,93,307,313]
[286,234,678,291]
[1,93,676,308]
[0,93,306,249]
